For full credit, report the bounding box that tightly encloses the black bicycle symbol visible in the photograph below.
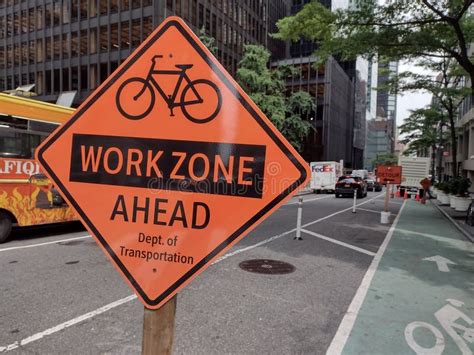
[116,54,222,124]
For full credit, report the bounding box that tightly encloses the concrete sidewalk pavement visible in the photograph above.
[329,199,474,355]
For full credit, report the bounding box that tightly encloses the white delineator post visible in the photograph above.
[352,189,357,213]
[295,197,303,240]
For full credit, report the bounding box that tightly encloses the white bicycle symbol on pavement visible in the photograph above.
[405,299,474,355]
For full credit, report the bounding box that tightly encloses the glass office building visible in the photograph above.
[0,0,283,104]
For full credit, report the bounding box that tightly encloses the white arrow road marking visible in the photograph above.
[423,255,456,272]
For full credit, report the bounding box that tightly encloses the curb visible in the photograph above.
[430,200,474,243]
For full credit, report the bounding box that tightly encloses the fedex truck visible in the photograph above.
[310,161,343,193]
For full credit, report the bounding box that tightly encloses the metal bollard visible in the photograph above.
[352,189,357,213]
[294,197,303,240]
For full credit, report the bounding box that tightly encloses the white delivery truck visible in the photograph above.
[399,156,430,193]
[310,161,343,193]
[352,169,369,179]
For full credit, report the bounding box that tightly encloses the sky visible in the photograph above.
[396,61,434,127]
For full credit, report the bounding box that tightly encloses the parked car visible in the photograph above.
[335,176,368,198]
[365,178,375,191]
[374,181,383,192]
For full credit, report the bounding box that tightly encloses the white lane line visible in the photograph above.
[300,229,376,257]
[0,295,137,353]
[302,194,384,229]
[326,199,407,355]
[0,235,91,253]
[0,193,385,352]
[285,195,333,205]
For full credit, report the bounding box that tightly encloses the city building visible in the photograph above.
[447,45,474,184]
[0,0,279,105]
[364,59,398,169]
[365,117,394,170]
[272,0,372,169]
[1,0,371,170]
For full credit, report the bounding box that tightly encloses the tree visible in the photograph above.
[274,0,474,97]
[399,107,443,156]
[388,58,469,177]
[198,27,218,56]
[398,106,446,180]
[236,45,313,151]
[372,153,398,167]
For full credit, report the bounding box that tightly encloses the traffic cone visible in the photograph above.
[416,191,421,201]
[396,188,400,198]
[404,190,409,200]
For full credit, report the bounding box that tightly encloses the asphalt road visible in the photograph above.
[0,191,402,354]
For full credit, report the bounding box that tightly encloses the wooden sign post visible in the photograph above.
[384,182,390,213]
[142,296,177,355]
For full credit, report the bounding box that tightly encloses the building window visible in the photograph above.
[71,32,79,57]
[110,23,119,50]
[80,65,88,90]
[100,25,108,51]
[121,21,130,48]
[80,1,88,20]
[62,34,69,58]
[90,28,97,54]
[53,2,61,26]
[110,0,118,13]
[80,30,88,56]
[71,0,79,22]
[143,17,152,38]
[71,67,78,90]
[100,0,107,15]
[131,19,141,47]
[53,35,61,60]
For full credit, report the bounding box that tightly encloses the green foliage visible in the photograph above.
[236,45,313,151]
[274,0,474,93]
[448,177,460,195]
[198,27,218,56]
[399,106,445,156]
[447,176,472,196]
[390,58,468,176]
[372,153,398,167]
[438,181,450,194]
[456,176,471,196]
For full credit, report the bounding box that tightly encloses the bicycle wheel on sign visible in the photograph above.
[180,79,222,124]
[116,77,155,120]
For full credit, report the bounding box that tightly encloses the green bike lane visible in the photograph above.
[328,199,474,355]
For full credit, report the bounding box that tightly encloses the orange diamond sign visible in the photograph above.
[37,17,309,309]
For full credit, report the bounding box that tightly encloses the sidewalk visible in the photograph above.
[432,201,474,243]
[330,199,474,355]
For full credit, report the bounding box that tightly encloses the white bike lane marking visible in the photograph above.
[0,194,385,352]
[422,255,456,273]
[326,199,407,355]
[0,235,92,253]
[405,298,474,355]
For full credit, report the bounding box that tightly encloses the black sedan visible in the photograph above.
[335,176,368,198]
[365,178,375,191]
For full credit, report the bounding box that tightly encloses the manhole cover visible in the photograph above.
[239,259,295,275]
